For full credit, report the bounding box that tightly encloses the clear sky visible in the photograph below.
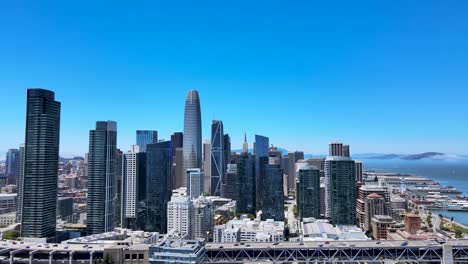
[1,0,467,157]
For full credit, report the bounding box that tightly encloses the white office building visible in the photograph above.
[214,216,284,243]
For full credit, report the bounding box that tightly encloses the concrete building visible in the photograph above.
[355,161,363,182]
[167,188,193,239]
[405,214,422,235]
[356,185,390,229]
[0,212,16,228]
[371,215,396,240]
[342,145,350,157]
[329,142,343,157]
[301,218,369,241]
[363,193,386,232]
[214,216,284,243]
[149,239,205,264]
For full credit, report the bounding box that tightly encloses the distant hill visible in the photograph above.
[401,152,444,160]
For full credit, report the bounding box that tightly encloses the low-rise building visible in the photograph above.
[371,215,396,240]
[0,211,16,227]
[301,218,369,241]
[214,216,284,243]
[149,239,205,264]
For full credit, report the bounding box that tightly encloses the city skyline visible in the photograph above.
[1,1,468,156]
[1,87,468,158]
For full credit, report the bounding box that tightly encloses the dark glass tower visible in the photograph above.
[325,156,356,225]
[210,120,224,196]
[261,163,284,221]
[183,90,202,183]
[86,121,117,235]
[21,89,61,238]
[254,134,269,210]
[237,153,256,214]
[298,165,321,220]
[171,132,184,189]
[136,130,158,152]
[5,149,20,178]
[146,141,173,233]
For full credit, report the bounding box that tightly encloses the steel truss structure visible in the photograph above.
[206,244,468,263]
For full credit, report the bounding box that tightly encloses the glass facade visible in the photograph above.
[136,130,158,152]
[298,166,321,220]
[237,153,256,214]
[183,90,202,182]
[325,156,356,225]
[210,120,224,196]
[21,89,61,238]
[262,163,284,221]
[254,135,269,210]
[86,121,117,235]
[146,141,173,233]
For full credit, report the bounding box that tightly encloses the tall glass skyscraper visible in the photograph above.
[21,89,61,238]
[262,163,284,221]
[86,121,118,235]
[136,130,158,152]
[146,141,173,233]
[254,134,269,210]
[298,165,321,220]
[237,153,256,214]
[183,90,202,182]
[325,156,356,225]
[210,120,224,196]
[5,149,20,178]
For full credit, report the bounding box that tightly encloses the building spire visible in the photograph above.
[242,132,248,153]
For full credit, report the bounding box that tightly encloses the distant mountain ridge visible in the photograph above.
[230,149,466,161]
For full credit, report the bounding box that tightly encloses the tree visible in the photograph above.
[2,230,20,240]
[455,229,463,239]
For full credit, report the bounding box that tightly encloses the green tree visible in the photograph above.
[2,230,20,240]
[455,229,463,239]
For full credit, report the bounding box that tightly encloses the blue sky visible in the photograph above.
[1,0,467,157]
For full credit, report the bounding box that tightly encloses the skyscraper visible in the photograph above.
[5,149,20,179]
[86,121,117,235]
[136,130,158,152]
[324,156,356,225]
[183,90,202,181]
[171,132,184,189]
[146,141,173,233]
[21,89,61,238]
[16,144,25,224]
[287,151,304,193]
[237,153,256,214]
[210,120,224,196]
[262,163,284,221]
[167,188,193,238]
[355,161,363,182]
[343,145,350,157]
[221,164,239,201]
[122,145,146,230]
[187,168,204,200]
[269,146,283,165]
[329,142,344,157]
[297,166,321,220]
[202,140,211,194]
[242,133,248,154]
[223,134,231,166]
[254,134,269,210]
